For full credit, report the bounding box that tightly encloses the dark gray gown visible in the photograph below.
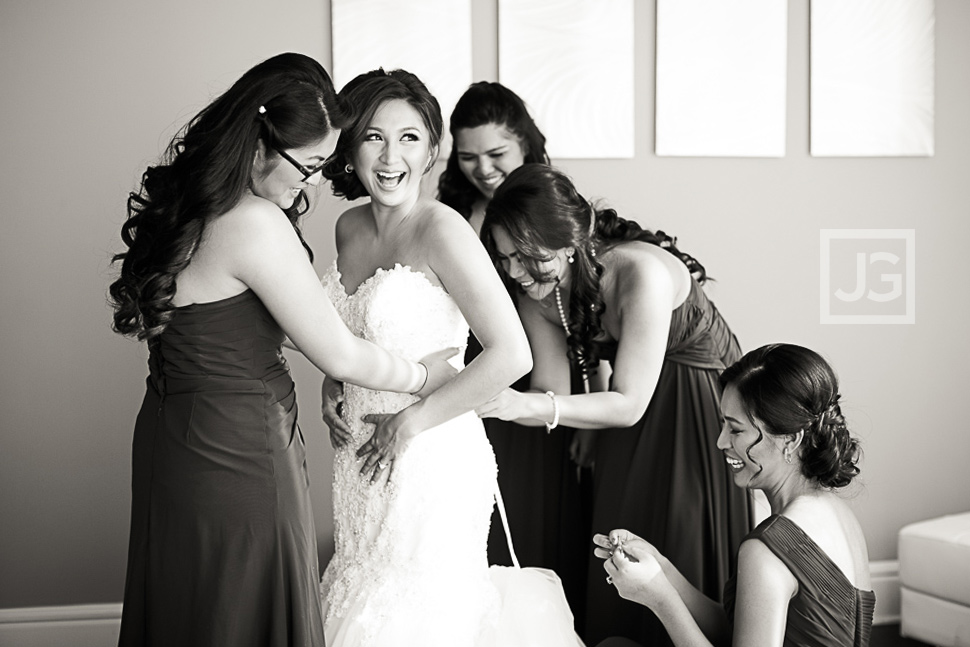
[118,290,323,647]
[723,515,875,646]
[584,279,750,646]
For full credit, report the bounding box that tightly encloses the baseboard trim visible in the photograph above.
[0,603,122,623]
[871,559,901,625]
[0,604,122,647]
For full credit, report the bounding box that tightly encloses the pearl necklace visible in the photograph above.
[554,285,590,393]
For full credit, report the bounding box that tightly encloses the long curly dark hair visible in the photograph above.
[481,163,706,380]
[437,82,549,219]
[719,343,862,489]
[109,53,342,341]
[323,68,442,201]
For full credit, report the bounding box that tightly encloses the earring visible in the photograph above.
[783,448,793,465]
[566,251,575,264]
[345,164,354,174]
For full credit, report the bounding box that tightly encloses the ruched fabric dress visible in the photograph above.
[118,290,323,647]
[584,279,750,647]
[723,515,875,646]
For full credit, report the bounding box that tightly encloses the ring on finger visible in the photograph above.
[377,460,388,470]
[606,575,613,585]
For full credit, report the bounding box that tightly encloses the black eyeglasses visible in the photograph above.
[274,148,329,182]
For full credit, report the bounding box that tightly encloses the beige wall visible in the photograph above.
[1,0,968,608]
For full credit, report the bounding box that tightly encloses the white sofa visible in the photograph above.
[898,512,970,646]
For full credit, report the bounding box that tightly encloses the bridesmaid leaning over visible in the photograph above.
[476,164,750,646]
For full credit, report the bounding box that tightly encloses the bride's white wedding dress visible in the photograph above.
[320,261,582,647]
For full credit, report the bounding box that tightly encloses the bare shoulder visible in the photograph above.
[334,204,374,250]
[737,536,798,595]
[610,241,667,269]
[209,194,296,245]
[416,198,477,241]
[784,495,871,589]
[600,242,681,307]
[335,203,372,233]
[412,199,483,266]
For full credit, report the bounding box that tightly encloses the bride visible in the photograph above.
[318,68,583,646]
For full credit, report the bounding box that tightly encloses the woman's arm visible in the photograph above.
[479,250,675,429]
[391,204,533,437]
[729,539,795,647]
[594,531,729,644]
[617,537,794,647]
[222,198,440,394]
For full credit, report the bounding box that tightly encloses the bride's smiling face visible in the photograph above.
[351,99,437,211]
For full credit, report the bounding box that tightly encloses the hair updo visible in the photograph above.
[719,343,862,489]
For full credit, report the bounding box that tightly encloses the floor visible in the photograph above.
[872,623,935,646]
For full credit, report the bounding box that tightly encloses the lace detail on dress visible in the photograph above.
[319,261,502,647]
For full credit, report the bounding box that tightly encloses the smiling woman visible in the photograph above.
[438,81,550,234]
[316,69,580,647]
[107,53,457,647]
[479,163,749,646]
[593,344,874,647]
[250,133,336,211]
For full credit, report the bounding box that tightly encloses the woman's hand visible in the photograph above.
[415,347,459,398]
[475,388,532,421]
[570,428,596,468]
[356,410,414,484]
[322,377,352,449]
[593,529,660,561]
[595,530,667,609]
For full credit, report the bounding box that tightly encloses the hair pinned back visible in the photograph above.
[719,344,862,488]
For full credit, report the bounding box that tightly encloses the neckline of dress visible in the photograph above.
[330,260,448,300]
[173,288,255,311]
[763,514,873,596]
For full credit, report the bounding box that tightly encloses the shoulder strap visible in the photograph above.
[493,481,520,568]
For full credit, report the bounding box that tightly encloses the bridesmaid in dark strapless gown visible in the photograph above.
[584,279,750,647]
[118,290,324,646]
[111,54,447,647]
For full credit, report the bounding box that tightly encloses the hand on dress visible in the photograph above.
[414,347,460,398]
[594,530,666,609]
[356,410,412,485]
[570,428,596,468]
[474,387,527,421]
[322,376,352,449]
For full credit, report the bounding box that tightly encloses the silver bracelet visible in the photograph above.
[544,391,560,433]
[410,361,429,395]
